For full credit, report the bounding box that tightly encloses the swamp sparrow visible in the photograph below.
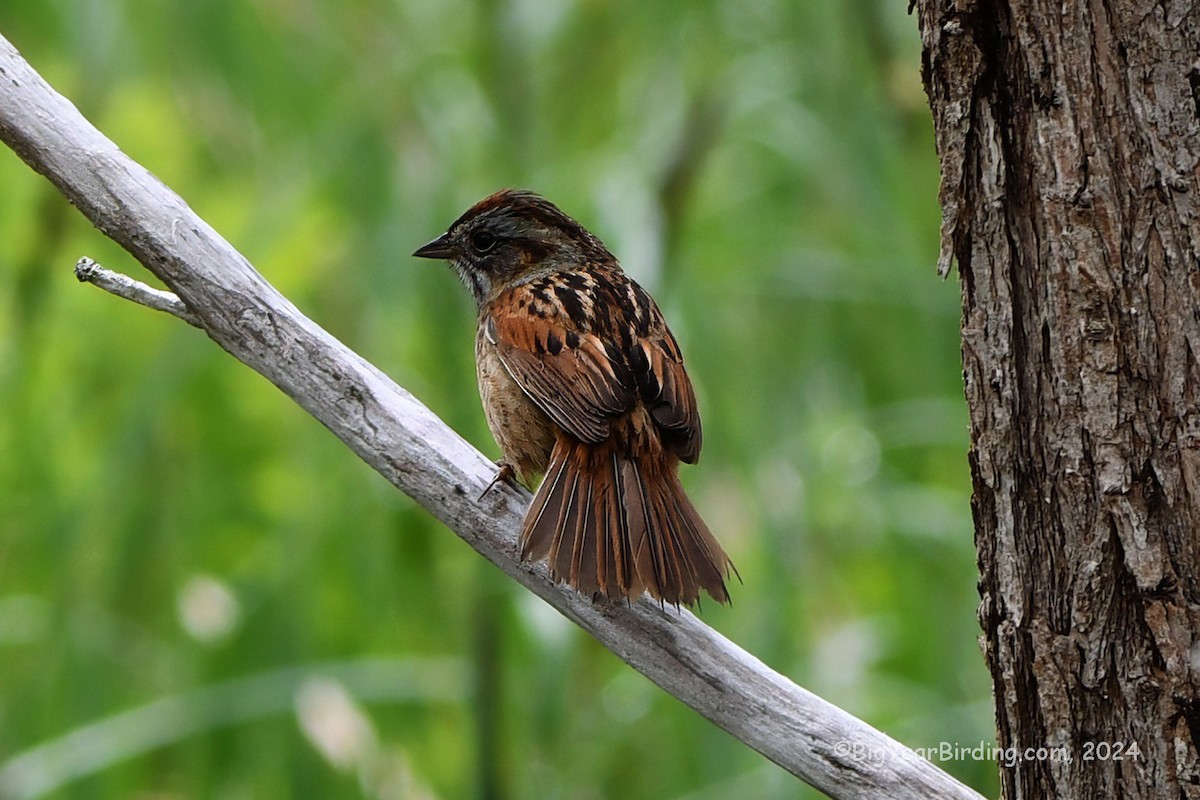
[414,190,734,606]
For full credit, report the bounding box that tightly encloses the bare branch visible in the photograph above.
[74,257,201,326]
[0,34,984,800]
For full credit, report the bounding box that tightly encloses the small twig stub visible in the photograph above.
[74,256,201,327]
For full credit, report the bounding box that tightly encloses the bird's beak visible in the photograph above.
[412,233,455,260]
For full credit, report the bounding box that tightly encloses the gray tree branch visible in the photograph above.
[74,257,201,326]
[0,33,983,800]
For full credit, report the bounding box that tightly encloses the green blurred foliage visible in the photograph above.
[0,1,995,798]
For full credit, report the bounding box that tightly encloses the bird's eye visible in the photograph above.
[470,230,498,254]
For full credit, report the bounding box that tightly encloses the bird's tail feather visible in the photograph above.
[521,436,733,605]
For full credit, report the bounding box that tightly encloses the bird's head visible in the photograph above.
[413,189,613,307]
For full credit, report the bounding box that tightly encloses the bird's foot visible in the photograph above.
[478,461,517,502]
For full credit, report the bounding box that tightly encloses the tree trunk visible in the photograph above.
[917,1,1200,797]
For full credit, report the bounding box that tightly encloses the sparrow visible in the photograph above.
[413,189,734,606]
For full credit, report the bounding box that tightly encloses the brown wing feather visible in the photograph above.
[486,276,702,461]
[485,286,634,443]
[633,330,702,463]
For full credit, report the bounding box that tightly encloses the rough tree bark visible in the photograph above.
[918,1,1200,797]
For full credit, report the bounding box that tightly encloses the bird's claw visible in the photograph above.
[479,461,517,502]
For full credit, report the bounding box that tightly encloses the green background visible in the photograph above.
[0,1,992,798]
